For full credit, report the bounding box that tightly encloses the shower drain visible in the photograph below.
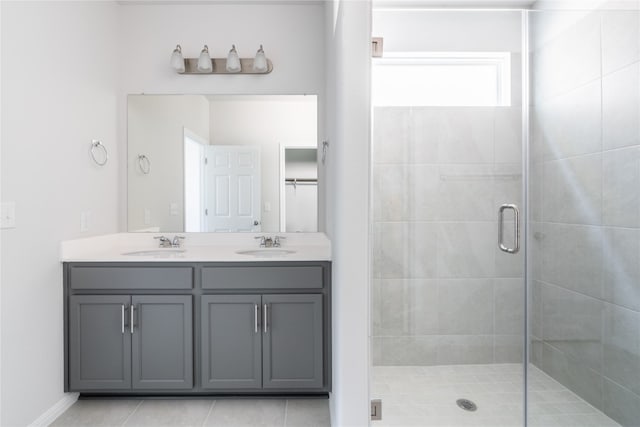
[456,398,478,412]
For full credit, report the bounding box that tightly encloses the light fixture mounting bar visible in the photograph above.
[179,58,273,74]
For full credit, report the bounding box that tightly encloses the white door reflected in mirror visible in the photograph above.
[127,94,318,233]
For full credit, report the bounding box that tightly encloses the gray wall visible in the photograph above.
[530,8,640,426]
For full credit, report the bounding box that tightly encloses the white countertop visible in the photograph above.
[60,233,331,263]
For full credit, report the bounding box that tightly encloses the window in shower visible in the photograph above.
[372,51,511,106]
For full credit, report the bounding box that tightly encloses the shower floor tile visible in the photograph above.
[372,364,619,427]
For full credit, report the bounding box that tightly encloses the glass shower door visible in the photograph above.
[370,9,527,426]
[527,5,640,427]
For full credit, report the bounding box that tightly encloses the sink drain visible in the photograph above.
[456,398,477,412]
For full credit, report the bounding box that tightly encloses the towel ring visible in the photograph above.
[138,154,151,174]
[90,140,108,166]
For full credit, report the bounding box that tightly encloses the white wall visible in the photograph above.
[128,95,210,232]
[324,0,372,425]
[209,96,317,232]
[0,2,119,425]
[117,3,326,232]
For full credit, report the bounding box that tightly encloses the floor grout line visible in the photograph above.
[201,400,216,426]
[283,399,289,427]
[120,400,143,426]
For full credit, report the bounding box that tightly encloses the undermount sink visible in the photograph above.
[122,249,186,256]
[236,248,296,257]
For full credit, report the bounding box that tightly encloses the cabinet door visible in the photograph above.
[131,295,193,389]
[69,295,131,390]
[201,295,262,389]
[263,294,323,389]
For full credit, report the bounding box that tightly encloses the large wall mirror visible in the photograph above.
[127,94,318,233]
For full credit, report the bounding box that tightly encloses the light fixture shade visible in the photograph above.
[226,45,241,73]
[197,45,212,72]
[253,45,268,73]
[170,44,185,72]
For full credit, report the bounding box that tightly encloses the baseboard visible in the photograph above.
[29,392,79,427]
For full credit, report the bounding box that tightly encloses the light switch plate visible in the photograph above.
[1,202,16,229]
[170,203,179,216]
[80,211,91,232]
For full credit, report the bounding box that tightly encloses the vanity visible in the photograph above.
[62,233,331,396]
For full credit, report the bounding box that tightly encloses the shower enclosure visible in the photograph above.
[370,4,640,427]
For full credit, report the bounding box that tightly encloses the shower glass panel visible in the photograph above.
[528,6,640,427]
[370,9,526,426]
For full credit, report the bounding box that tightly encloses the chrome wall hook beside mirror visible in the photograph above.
[90,140,108,166]
[137,154,151,174]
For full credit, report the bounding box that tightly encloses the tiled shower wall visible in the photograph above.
[372,106,523,365]
[530,8,640,426]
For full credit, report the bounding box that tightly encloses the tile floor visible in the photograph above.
[50,398,330,427]
[372,364,620,426]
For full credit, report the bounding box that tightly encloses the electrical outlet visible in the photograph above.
[170,202,179,216]
[0,202,16,229]
[264,202,271,212]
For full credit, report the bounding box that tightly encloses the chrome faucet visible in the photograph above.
[154,235,185,248]
[254,235,286,248]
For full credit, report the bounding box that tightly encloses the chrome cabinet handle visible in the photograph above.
[121,305,125,334]
[254,304,259,334]
[498,204,520,254]
[130,304,135,334]
[263,304,268,334]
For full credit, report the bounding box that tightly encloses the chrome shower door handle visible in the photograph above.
[498,204,520,254]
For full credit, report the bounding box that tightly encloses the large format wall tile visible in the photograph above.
[373,164,410,222]
[437,222,496,278]
[602,303,640,397]
[410,108,443,164]
[601,10,640,75]
[603,146,640,228]
[603,62,640,151]
[434,108,494,163]
[378,336,439,366]
[602,377,640,427]
[541,223,603,299]
[538,80,602,161]
[437,335,494,365]
[494,278,525,335]
[603,227,640,312]
[495,334,524,363]
[437,279,493,334]
[406,164,439,221]
[494,107,522,164]
[373,107,410,164]
[374,222,439,279]
[436,164,495,221]
[541,343,604,410]
[532,12,601,101]
[542,284,603,372]
[378,279,439,336]
[542,154,602,225]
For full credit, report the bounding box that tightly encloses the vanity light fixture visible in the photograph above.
[170,45,185,72]
[197,45,212,72]
[170,43,273,75]
[226,45,241,72]
[253,45,268,73]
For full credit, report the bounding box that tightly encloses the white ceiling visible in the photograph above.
[373,0,537,9]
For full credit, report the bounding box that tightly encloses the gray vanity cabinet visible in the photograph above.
[263,294,323,389]
[68,294,192,391]
[201,295,262,389]
[132,295,193,390]
[69,295,132,390]
[201,294,323,390]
